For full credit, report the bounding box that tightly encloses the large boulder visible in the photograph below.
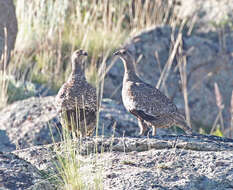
[13,135,233,190]
[0,96,62,150]
[0,152,53,190]
[0,96,160,150]
[0,0,17,68]
[0,96,172,151]
[104,25,233,135]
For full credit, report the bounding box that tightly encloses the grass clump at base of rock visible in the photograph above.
[50,99,106,189]
[51,127,104,190]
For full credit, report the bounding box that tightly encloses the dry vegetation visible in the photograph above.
[12,0,175,89]
[0,28,9,108]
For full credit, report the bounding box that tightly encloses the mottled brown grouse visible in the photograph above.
[113,48,193,136]
[56,50,97,137]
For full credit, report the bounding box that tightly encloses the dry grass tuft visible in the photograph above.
[210,83,224,135]
[0,27,10,109]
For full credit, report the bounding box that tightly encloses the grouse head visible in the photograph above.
[71,49,88,70]
[113,48,134,62]
[113,48,137,73]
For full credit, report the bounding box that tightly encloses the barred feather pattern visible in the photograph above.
[114,48,193,136]
[55,50,97,137]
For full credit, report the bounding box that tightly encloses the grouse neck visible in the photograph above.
[68,65,86,82]
[122,59,140,82]
[72,64,85,76]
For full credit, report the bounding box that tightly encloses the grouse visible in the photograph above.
[56,49,97,137]
[113,48,193,136]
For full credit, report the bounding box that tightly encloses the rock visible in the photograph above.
[13,145,57,172]
[173,0,233,32]
[13,135,233,190]
[0,151,53,190]
[0,96,174,151]
[0,0,18,68]
[98,98,139,137]
[0,96,62,150]
[0,96,144,151]
[63,134,233,155]
[104,25,233,136]
[0,130,15,152]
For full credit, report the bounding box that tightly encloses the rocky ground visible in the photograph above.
[1,134,233,190]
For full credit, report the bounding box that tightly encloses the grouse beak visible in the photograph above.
[83,51,88,56]
[113,51,120,56]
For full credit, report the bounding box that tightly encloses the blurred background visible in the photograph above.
[0,0,233,138]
